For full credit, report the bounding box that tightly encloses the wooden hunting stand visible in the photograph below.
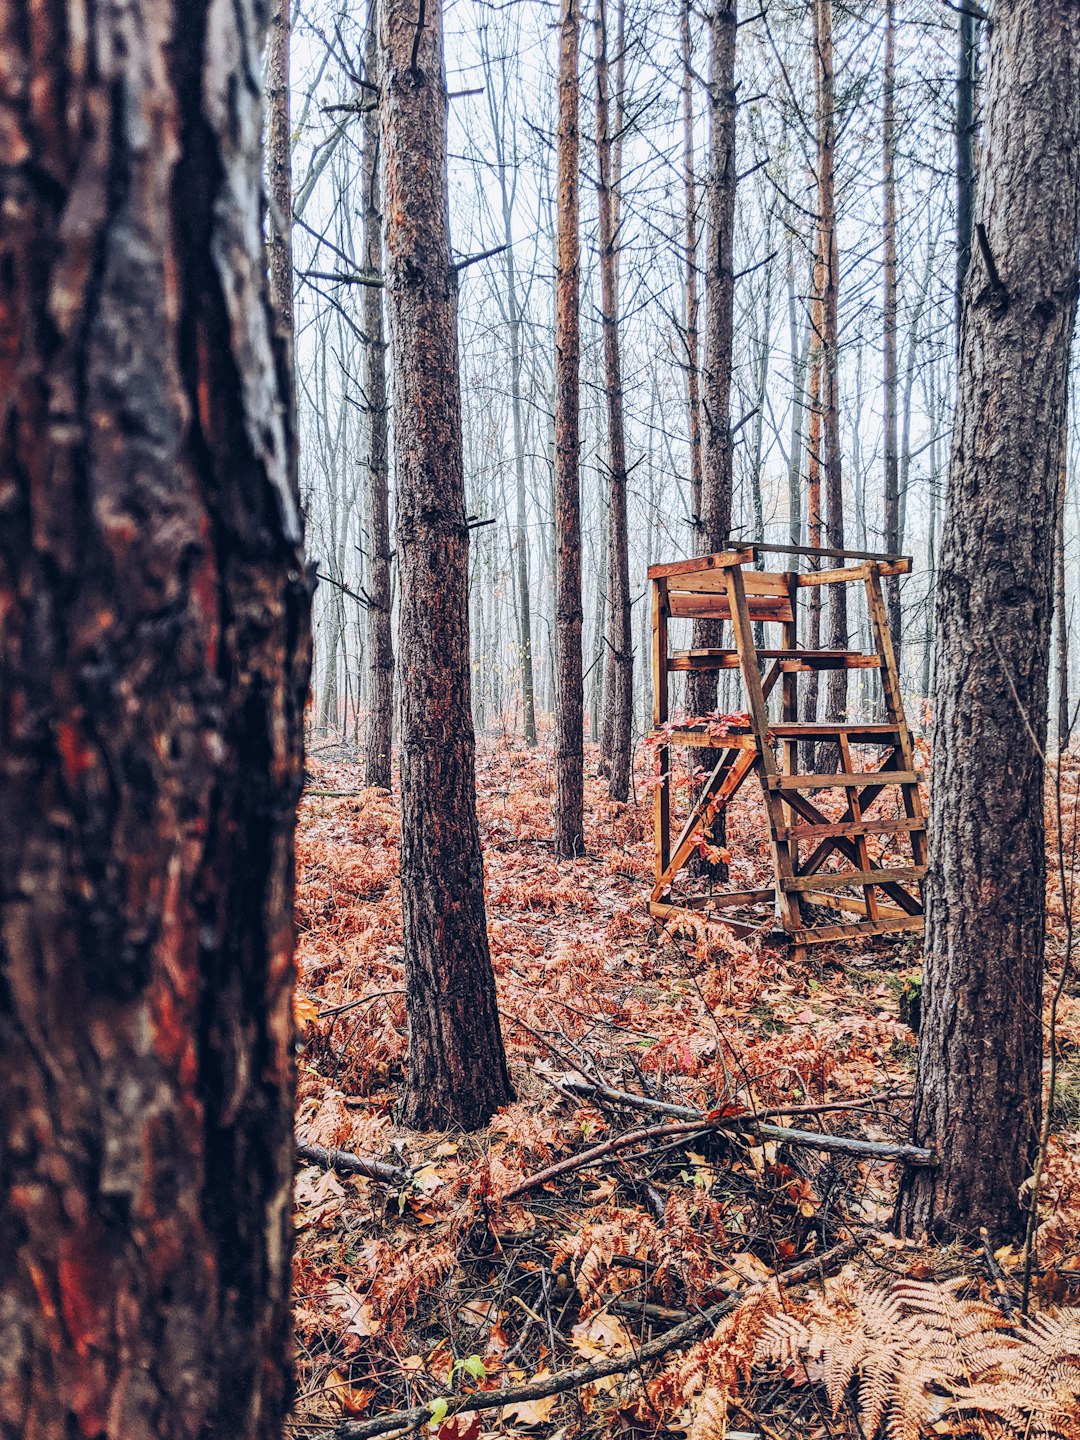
[649,543,926,957]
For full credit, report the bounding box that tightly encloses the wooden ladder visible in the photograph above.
[648,547,926,956]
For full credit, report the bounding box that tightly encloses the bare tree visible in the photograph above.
[554,0,586,858]
[596,0,633,800]
[380,0,512,1129]
[362,9,394,790]
[899,0,1080,1246]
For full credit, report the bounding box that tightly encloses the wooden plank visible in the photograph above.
[649,726,757,748]
[784,865,927,893]
[769,770,922,790]
[793,915,924,945]
[648,900,778,940]
[780,788,925,916]
[667,592,793,622]
[750,542,912,568]
[796,564,873,587]
[671,569,790,597]
[647,547,755,580]
[724,564,804,936]
[839,731,878,921]
[651,578,670,885]
[769,722,900,739]
[799,891,914,920]
[865,564,928,871]
[777,655,881,671]
[776,816,924,841]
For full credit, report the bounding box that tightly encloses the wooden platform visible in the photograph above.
[648,543,926,958]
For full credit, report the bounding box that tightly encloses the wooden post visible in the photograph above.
[652,577,671,884]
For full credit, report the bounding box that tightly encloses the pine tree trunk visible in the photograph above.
[882,0,901,659]
[814,0,847,748]
[684,0,736,723]
[1056,427,1070,748]
[682,0,704,542]
[899,0,1080,1246]
[554,0,586,858]
[595,0,633,802]
[268,0,295,341]
[0,3,310,1434]
[362,10,395,791]
[955,6,979,343]
[380,0,512,1130]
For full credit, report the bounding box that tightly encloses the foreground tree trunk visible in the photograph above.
[0,3,310,1435]
[380,0,512,1129]
[362,11,395,791]
[685,0,736,723]
[554,0,586,858]
[899,0,1080,1247]
[595,0,633,801]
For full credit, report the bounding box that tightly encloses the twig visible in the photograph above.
[296,1141,407,1187]
[332,1242,855,1439]
[503,1120,713,1200]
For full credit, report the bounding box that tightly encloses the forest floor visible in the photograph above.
[289,738,1080,1440]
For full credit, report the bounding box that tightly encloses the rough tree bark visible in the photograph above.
[380,0,512,1130]
[595,0,633,802]
[899,0,1080,1247]
[685,0,736,724]
[0,2,311,1436]
[362,10,395,791]
[554,0,586,858]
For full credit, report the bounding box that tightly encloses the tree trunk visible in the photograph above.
[268,0,295,342]
[362,9,395,791]
[899,0,1080,1247]
[684,0,736,723]
[802,228,824,768]
[0,3,310,1435]
[595,0,633,801]
[882,0,901,658]
[955,5,978,344]
[1056,426,1070,748]
[380,0,512,1130]
[554,0,586,858]
[814,0,847,747]
[681,0,704,541]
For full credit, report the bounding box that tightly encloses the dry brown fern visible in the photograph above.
[748,1268,1080,1440]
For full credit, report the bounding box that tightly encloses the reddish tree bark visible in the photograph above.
[361,9,394,792]
[0,3,310,1437]
[899,0,1080,1246]
[554,0,585,859]
[380,0,512,1130]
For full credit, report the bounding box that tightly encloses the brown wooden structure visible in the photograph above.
[649,543,925,956]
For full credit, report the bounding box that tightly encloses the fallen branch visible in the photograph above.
[333,1242,854,1440]
[552,1075,935,1167]
[297,1141,407,1187]
[502,1120,713,1200]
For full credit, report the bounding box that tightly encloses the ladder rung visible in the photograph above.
[770,722,900,738]
[769,771,922,790]
[784,865,926,893]
[793,915,925,945]
[777,816,924,841]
